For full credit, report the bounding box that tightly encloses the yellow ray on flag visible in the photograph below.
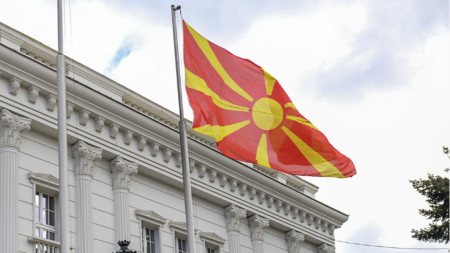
[284,102,297,110]
[286,115,318,130]
[185,22,254,102]
[256,134,270,167]
[282,126,345,178]
[186,69,249,112]
[263,69,276,96]
[194,120,251,142]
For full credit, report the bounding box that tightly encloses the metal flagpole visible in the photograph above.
[171,5,197,253]
[57,0,70,253]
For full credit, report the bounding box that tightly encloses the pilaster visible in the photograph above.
[72,141,102,253]
[285,230,305,253]
[224,204,247,253]
[249,214,269,253]
[110,156,138,242]
[0,109,31,253]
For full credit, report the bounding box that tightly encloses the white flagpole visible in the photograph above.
[57,0,70,253]
[171,5,197,253]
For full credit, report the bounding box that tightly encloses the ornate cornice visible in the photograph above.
[0,109,31,148]
[72,141,102,177]
[110,156,138,190]
[249,214,269,241]
[224,204,247,232]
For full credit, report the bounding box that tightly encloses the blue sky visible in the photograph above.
[1,0,449,252]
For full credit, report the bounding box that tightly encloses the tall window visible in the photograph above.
[144,227,156,253]
[176,237,188,253]
[35,191,56,240]
[207,248,216,253]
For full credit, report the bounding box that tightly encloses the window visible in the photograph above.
[135,210,166,253]
[143,227,156,253]
[28,173,61,253]
[199,232,224,253]
[35,191,56,240]
[176,237,188,253]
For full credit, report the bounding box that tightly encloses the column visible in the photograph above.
[285,230,304,253]
[224,204,247,253]
[248,214,269,253]
[72,141,102,253]
[0,109,31,253]
[110,156,138,242]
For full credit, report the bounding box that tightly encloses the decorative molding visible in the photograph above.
[95,116,105,133]
[168,221,187,233]
[124,129,133,145]
[224,204,247,232]
[9,76,21,96]
[249,214,269,241]
[162,146,171,163]
[79,109,90,126]
[199,232,225,245]
[27,172,59,191]
[66,102,74,119]
[150,141,159,157]
[135,210,166,226]
[285,230,304,253]
[110,156,138,190]
[318,243,335,253]
[28,86,40,104]
[72,141,102,177]
[137,136,147,151]
[0,109,31,148]
[208,169,217,183]
[46,94,56,112]
[110,123,119,139]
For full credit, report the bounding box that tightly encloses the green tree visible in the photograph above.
[410,147,449,243]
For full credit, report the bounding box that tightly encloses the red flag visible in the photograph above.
[183,20,356,178]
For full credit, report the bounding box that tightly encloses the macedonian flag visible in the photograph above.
[183,20,356,178]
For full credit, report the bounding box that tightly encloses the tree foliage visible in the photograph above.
[410,147,449,244]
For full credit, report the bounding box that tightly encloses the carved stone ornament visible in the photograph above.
[9,76,21,96]
[224,204,247,232]
[110,123,119,139]
[0,109,31,148]
[28,86,40,104]
[47,94,56,112]
[249,214,269,241]
[95,116,105,133]
[79,109,90,126]
[72,141,102,177]
[285,230,304,253]
[66,102,74,119]
[318,243,335,253]
[110,156,138,190]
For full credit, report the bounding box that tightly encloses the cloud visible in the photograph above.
[304,0,449,102]
[105,36,141,76]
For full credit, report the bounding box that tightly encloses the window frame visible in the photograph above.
[135,210,167,253]
[199,232,225,253]
[28,173,60,242]
[169,221,191,253]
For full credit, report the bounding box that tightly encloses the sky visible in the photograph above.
[1,0,449,252]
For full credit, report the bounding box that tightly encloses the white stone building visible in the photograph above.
[0,22,348,253]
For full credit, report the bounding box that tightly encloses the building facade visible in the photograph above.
[0,22,348,253]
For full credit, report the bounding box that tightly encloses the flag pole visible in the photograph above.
[57,0,70,253]
[171,5,197,253]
